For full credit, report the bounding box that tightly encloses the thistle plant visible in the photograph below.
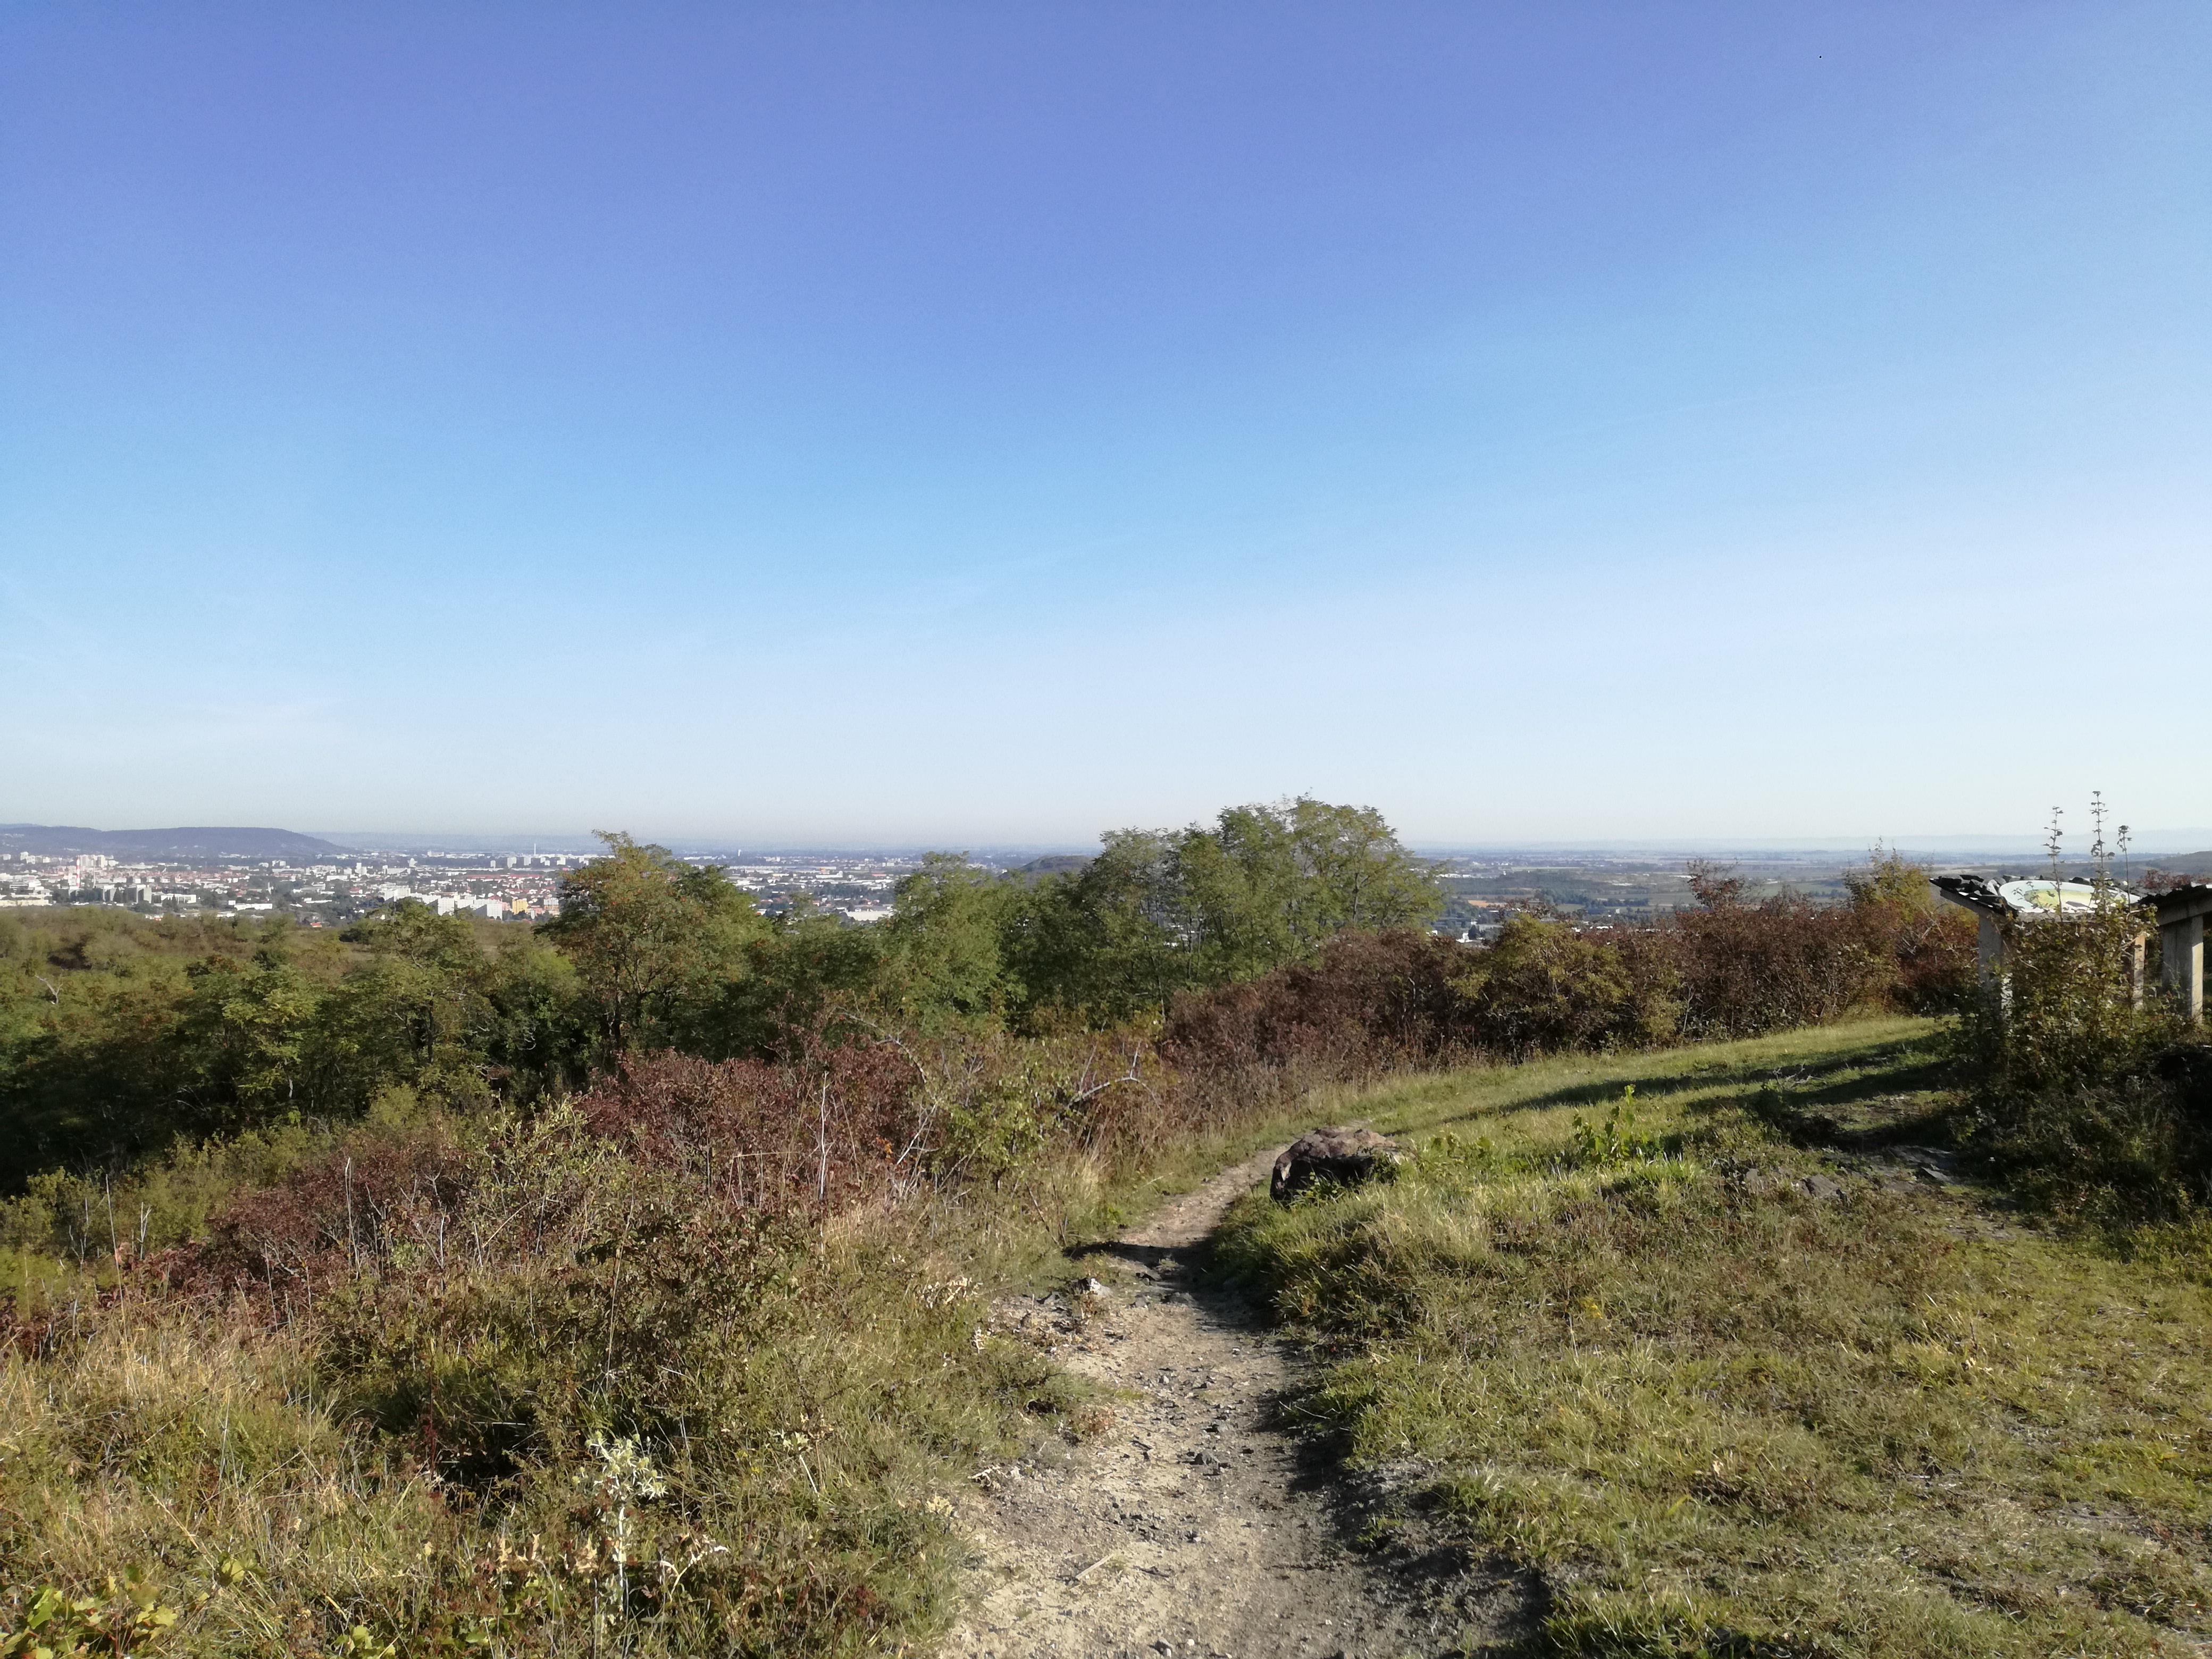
[1978,794,2164,1097]
[573,1433,667,1630]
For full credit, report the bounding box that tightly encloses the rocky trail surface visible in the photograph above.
[943,1147,1531,1659]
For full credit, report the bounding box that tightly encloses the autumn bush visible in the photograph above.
[1660,858,1969,1039]
[1158,853,1969,1083]
[1159,928,1472,1099]
[5,1076,1104,1655]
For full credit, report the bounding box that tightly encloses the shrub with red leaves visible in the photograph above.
[576,1042,927,1213]
[1665,894,1886,1040]
[180,1116,473,1308]
[1161,929,1476,1099]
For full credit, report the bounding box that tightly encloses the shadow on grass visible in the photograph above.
[1404,1030,1951,1130]
[1783,1056,1953,1110]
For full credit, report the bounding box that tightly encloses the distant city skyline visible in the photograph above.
[306,827,2212,858]
[19,818,2212,865]
[5,4,2206,842]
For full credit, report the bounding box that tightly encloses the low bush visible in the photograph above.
[2,1213,1055,1657]
[1160,928,1471,1094]
[0,1015,1281,1654]
[1665,855,1973,1040]
[1160,854,1971,1083]
[3,1085,1121,1655]
[1457,915,1679,1057]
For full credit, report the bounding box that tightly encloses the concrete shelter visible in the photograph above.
[2149,883,2211,1023]
[1934,873,2207,1024]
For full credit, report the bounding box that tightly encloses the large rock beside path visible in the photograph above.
[1270,1125,1405,1202]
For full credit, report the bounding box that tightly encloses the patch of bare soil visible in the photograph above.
[942,1149,1532,1659]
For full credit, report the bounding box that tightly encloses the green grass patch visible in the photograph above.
[1217,1017,2212,1657]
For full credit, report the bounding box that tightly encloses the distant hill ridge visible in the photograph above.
[1978,851,2212,882]
[0,825,348,861]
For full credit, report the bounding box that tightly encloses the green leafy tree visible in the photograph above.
[538,834,768,1052]
[710,898,886,1057]
[1174,808,1302,983]
[478,933,590,1097]
[311,902,499,1113]
[1010,799,1443,1021]
[0,963,196,1183]
[877,853,1013,1027]
[1177,798,1442,982]
[1277,797,1444,940]
[173,946,325,1127]
[1005,830,1190,1023]
[341,900,482,974]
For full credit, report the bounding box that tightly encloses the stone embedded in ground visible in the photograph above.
[1737,1167,1846,1202]
[1270,1126,1406,1202]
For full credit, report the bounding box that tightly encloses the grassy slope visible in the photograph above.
[1217,1017,2212,1657]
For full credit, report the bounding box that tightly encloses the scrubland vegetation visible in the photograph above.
[7,797,2206,1655]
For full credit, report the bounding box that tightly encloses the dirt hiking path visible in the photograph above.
[943,1148,1527,1659]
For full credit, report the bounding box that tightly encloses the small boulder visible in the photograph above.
[1271,1126,1405,1202]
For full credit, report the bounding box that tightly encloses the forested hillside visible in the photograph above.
[1,801,1971,1194]
[1,800,1447,1187]
[0,799,1983,1657]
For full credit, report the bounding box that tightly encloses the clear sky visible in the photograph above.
[4,3,2207,848]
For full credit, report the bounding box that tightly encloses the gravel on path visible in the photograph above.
[942,1147,1531,1659]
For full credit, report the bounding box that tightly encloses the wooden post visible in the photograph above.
[2163,914,2205,1024]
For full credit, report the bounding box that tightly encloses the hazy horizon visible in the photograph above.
[5,4,2206,842]
[17,816,2212,865]
[306,825,2212,859]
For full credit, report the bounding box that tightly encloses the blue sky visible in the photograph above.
[3,2,2207,848]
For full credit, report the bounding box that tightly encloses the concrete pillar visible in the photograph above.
[2163,914,2205,1023]
[1976,913,2004,993]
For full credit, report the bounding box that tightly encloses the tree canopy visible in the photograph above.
[0,800,1439,1182]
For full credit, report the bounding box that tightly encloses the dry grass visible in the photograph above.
[0,1071,1359,1657]
[0,1312,447,1653]
[1,1187,1095,1654]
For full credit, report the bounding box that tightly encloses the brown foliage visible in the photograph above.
[125,869,1978,1331]
[1159,929,1474,1100]
[1161,875,1973,1083]
[1881,896,1979,1012]
[1661,865,1974,1038]
[579,1042,926,1213]
[183,1115,473,1306]
[1665,893,1888,1039]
